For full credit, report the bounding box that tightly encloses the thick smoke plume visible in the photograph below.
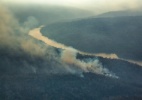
[0,4,119,78]
[0,5,46,57]
[0,5,67,75]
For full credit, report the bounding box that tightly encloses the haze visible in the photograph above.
[1,0,142,14]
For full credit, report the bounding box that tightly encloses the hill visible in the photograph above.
[1,47,142,100]
[96,10,142,18]
[41,15,142,60]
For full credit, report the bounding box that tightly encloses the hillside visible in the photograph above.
[41,15,142,60]
[1,46,142,100]
[96,10,142,18]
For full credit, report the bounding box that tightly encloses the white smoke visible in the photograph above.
[29,27,118,78]
[23,16,39,32]
[0,4,69,75]
[61,48,118,78]
[0,4,46,57]
[94,53,118,59]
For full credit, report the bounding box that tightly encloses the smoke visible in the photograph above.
[23,16,39,31]
[0,5,19,48]
[0,4,86,76]
[122,59,142,67]
[61,48,118,78]
[29,26,118,78]
[94,53,118,59]
[0,4,63,75]
[0,4,119,78]
[61,48,77,64]
[0,4,47,57]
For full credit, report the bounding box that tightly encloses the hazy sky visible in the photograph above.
[1,0,142,13]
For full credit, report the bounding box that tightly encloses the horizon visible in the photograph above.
[1,0,142,14]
